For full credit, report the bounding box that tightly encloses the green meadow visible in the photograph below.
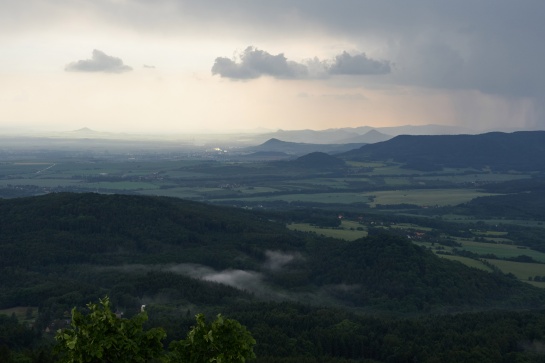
[485,259,545,281]
[456,240,545,263]
[437,255,494,272]
[366,189,497,207]
[287,220,367,241]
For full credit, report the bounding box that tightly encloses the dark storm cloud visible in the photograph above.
[212,46,308,79]
[65,49,132,73]
[12,1,545,97]
[328,51,391,75]
[198,1,545,100]
[212,47,391,80]
[7,0,545,126]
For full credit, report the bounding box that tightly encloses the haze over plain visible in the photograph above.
[1,0,544,133]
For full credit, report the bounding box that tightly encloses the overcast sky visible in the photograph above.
[1,0,544,133]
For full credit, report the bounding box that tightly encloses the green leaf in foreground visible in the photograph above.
[55,296,166,363]
[169,313,256,363]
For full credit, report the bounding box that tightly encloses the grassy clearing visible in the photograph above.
[138,187,216,199]
[480,219,545,228]
[484,259,545,281]
[415,239,545,277]
[415,173,530,183]
[138,190,202,199]
[0,178,81,187]
[346,161,387,168]
[437,255,493,272]
[237,186,280,194]
[367,164,424,176]
[366,189,497,207]
[286,178,349,188]
[85,181,159,190]
[383,177,414,186]
[217,192,373,204]
[389,223,434,231]
[162,170,212,178]
[287,221,367,241]
[473,231,509,237]
[456,240,545,263]
[0,306,38,322]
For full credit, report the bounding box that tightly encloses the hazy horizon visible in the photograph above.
[2,1,545,133]
[0,123,543,140]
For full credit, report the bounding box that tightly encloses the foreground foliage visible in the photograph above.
[169,313,256,363]
[55,297,165,363]
[54,297,256,363]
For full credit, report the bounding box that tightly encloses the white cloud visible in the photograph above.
[212,47,391,80]
[3,0,545,130]
[212,46,308,79]
[264,250,302,271]
[65,49,132,73]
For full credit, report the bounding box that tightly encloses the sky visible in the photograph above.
[1,0,544,133]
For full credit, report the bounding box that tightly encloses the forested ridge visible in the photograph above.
[1,193,545,362]
[340,131,545,171]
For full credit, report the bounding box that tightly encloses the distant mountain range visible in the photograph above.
[340,131,545,171]
[247,124,474,145]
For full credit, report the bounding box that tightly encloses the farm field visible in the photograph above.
[437,255,493,272]
[417,236,545,264]
[387,223,434,232]
[287,220,367,241]
[86,181,159,191]
[414,241,545,285]
[0,178,82,187]
[365,189,498,207]
[137,187,203,199]
[414,173,530,183]
[216,192,374,204]
[485,259,545,283]
[455,240,545,263]
[2,148,544,292]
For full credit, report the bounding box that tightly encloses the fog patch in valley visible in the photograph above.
[167,263,263,292]
[94,250,346,306]
[263,250,303,271]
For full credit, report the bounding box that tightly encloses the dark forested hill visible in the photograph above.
[3,193,545,362]
[0,192,543,316]
[340,131,545,171]
[243,138,366,156]
[292,152,346,169]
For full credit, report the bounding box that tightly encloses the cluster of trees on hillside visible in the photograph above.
[341,131,545,172]
[455,191,545,221]
[1,193,544,315]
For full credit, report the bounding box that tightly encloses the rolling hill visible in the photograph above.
[0,192,543,314]
[340,131,545,171]
[242,138,366,156]
[249,124,475,144]
[3,193,545,362]
[291,152,346,169]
